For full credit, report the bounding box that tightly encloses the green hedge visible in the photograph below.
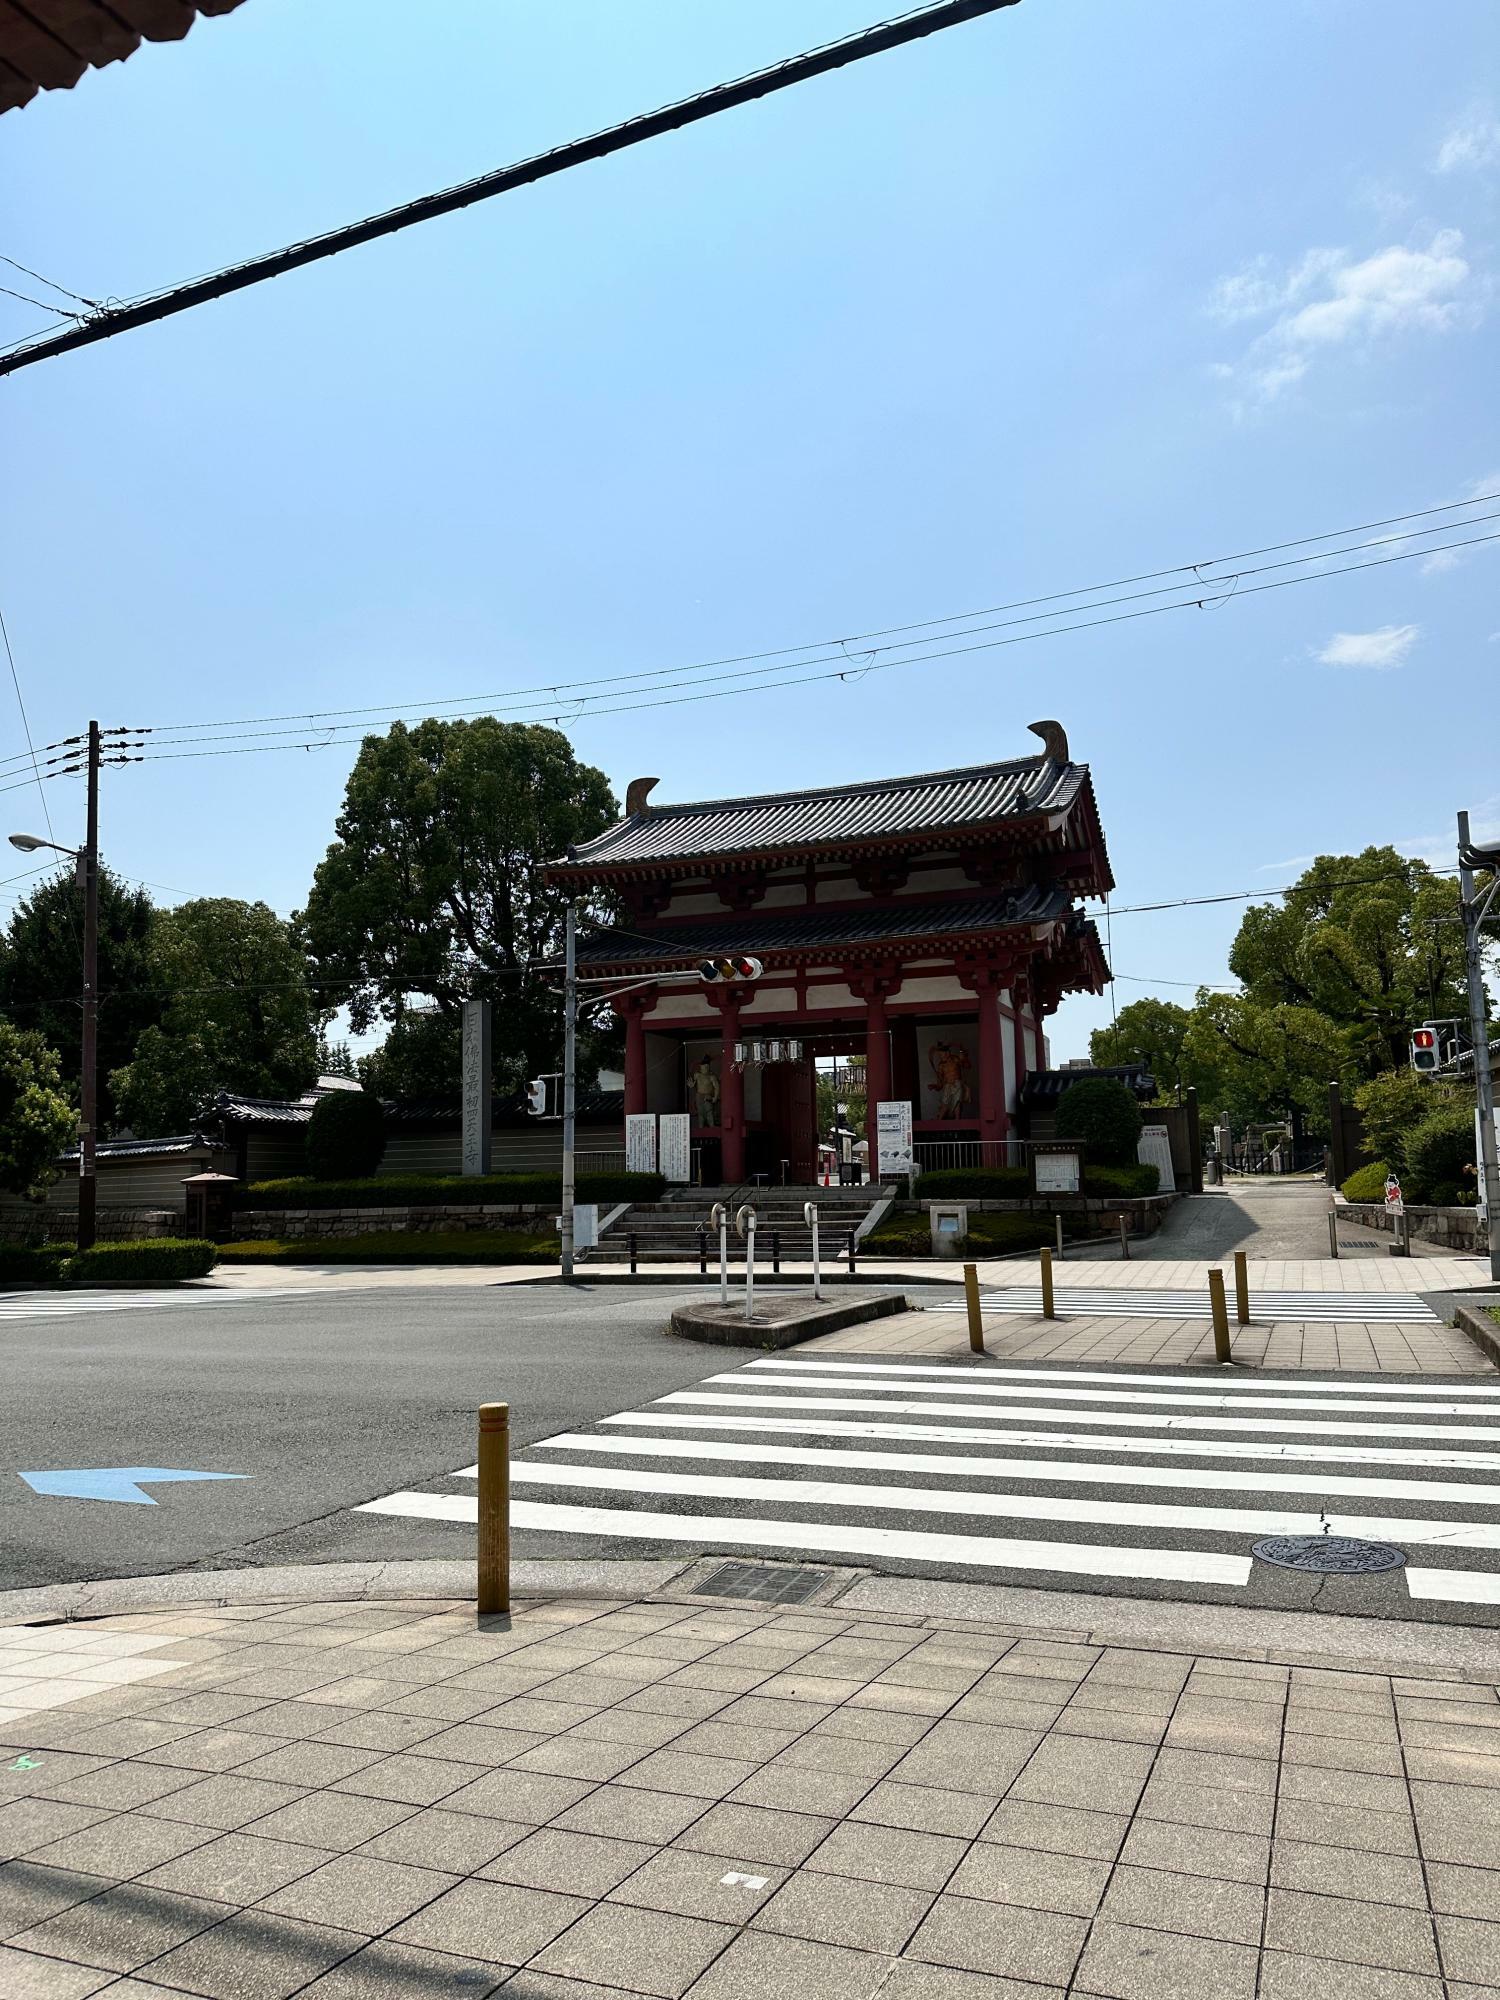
[219,1230,558,1265]
[863,1212,1070,1256]
[65,1239,218,1282]
[1341,1161,1391,1203]
[0,1244,71,1286]
[914,1163,1159,1199]
[234,1172,666,1210]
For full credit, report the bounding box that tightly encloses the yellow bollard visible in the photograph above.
[1233,1250,1250,1327]
[1040,1246,1055,1320]
[477,1402,511,1615]
[963,1261,985,1354]
[1208,1269,1232,1363]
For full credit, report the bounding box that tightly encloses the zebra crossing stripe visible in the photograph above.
[660,1389,1500,1444]
[1406,1568,1500,1605]
[749,1360,1500,1398]
[600,1409,1500,1472]
[354,1490,1253,1586]
[527,1432,1500,1509]
[726,1372,1499,1420]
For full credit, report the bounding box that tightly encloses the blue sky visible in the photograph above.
[2,0,1497,1062]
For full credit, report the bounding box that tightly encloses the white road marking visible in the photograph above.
[601,1409,1500,1472]
[527,1432,1500,1508]
[0,1289,316,1322]
[726,1372,1499,1420]
[661,1389,1500,1444]
[1405,1568,1500,1605]
[749,1359,1500,1397]
[354,1492,1253,1587]
[495,1459,1500,1550]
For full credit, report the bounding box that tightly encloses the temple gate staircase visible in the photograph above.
[581,1184,894,1265]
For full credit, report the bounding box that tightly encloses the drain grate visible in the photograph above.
[1252,1535,1406,1575]
[693,1562,834,1605]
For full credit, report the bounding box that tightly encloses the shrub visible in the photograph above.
[1341,1160,1391,1203]
[960,1214,1058,1254]
[1354,1069,1464,1179]
[1403,1108,1477,1206]
[1083,1162,1159,1198]
[217,1230,557,1265]
[234,1171,665,1210]
[63,1238,218,1283]
[1053,1076,1144,1166]
[305,1091,386,1179]
[0,1244,69,1286]
[913,1168,1030,1198]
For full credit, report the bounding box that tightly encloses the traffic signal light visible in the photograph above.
[1410,1025,1440,1073]
[698,955,764,983]
[526,1077,550,1115]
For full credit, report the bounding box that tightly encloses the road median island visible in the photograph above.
[669,1288,907,1347]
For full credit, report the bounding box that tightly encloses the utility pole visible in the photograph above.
[560,902,577,1281]
[1458,811,1500,1281]
[78,720,101,1253]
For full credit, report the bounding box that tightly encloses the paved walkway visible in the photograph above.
[811,1309,1493,1372]
[6,1583,1500,1997]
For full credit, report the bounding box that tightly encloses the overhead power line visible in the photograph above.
[0,0,1020,381]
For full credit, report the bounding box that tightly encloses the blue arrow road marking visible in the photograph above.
[18,1468,248,1506]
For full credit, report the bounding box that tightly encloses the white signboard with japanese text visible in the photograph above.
[1034,1148,1082,1195]
[1137,1123,1176,1194]
[875,1100,913,1179]
[460,1000,492,1176]
[659,1113,691,1184]
[626,1113,657,1175]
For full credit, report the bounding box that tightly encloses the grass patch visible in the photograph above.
[218,1230,559,1265]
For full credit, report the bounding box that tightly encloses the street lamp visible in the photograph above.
[9,766,100,1251]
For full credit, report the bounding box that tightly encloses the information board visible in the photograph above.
[875,1099,914,1178]
[1137,1123,1176,1194]
[625,1113,657,1174]
[659,1113,691,1184]
[1034,1148,1082,1194]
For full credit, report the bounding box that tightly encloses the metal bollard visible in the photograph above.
[963,1261,985,1354]
[711,1202,728,1306]
[736,1204,757,1320]
[698,1227,707,1277]
[1233,1249,1250,1326]
[804,1201,822,1302]
[1040,1246,1056,1319]
[1327,1209,1340,1260]
[477,1403,510,1616]
[1055,1214,1065,1260]
[847,1229,857,1275]
[1209,1268,1232,1363]
[772,1229,781,1275]
[1119,1214,1130,1261]
[628,1231,638,1275]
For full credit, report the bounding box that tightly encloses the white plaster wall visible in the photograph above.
[740,986,799,1015]
[806,983,858,1012]
[896,863,970,895]
[759,884,805,908]
[892,975,969,1006]
[661,890,719,916]
[646,991,717,1022]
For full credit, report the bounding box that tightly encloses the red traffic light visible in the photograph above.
[698,955,764,983]
[1412,1029,1436,1051]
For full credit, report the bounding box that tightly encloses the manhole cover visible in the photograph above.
[1252,1535,1406,1575]
[694,1562,833,1605]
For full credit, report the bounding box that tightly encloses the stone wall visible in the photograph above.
[227,1204,557,1241]
[918,1194,1175,1238]
[1340,1199,1483,1253]
[0,1208,180,1246]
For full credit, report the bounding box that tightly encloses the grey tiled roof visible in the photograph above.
[577,885,1076,964]
[555,754,1086,870]
[1020,1064,1158,1107]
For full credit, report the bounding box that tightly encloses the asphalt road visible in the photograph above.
[0,1283,762,1591]
[5,1270,1500,1632]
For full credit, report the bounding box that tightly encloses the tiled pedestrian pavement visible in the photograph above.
[5,1589,1500,1995]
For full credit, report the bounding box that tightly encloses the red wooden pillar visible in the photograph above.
[614,989,654,1118]
[851,965,901,1168]
[959,961,1007,1158]
[1010,972,1030,1127]
[715,994,745,1183]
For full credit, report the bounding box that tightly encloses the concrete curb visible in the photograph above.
[1454,1301,1500,1369]
[668,1290,907,1347]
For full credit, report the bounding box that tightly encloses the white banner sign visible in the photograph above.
[875,1099,913,1178]
[1137,1123,1176,1194]
[625,1113,658,1174]
[659,1113,691,1184]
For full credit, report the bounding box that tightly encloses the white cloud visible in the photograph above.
[1315,624,1420,669]
[1435,113,1500,174]
[1397,795,1500,868]
[1209,230,1479,407]
[1420,471,1500,574]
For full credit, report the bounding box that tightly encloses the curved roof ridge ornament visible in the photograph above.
[1027,719,1069,765]
[625,776,660,816]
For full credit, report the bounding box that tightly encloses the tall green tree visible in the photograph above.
[1228,848,1470,1078]
[1184,993,1349,1139]
[109,899,320,1135]
[0,867,159,1134]
[300,719,618,1093]
[0,1022,75,1198]
[1088,998,1214,1102]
